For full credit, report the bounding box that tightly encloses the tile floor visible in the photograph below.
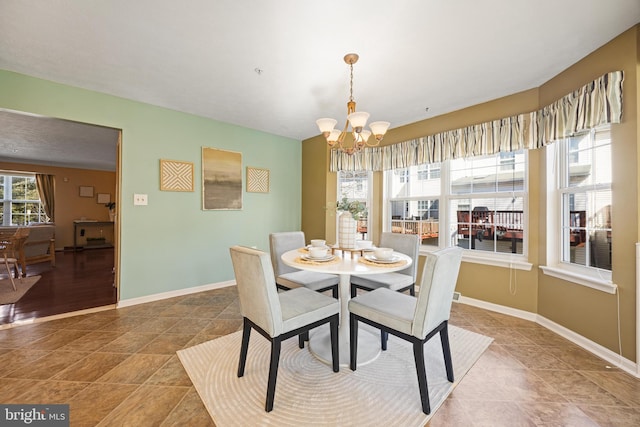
[0,286,639,426]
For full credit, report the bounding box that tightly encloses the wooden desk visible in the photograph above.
[73,221,114,251]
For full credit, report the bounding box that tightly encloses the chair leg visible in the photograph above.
[237,318,251,377]
[439,322,454,382]
[332,286,338,299]
[349,313,358,370]
[409,284,415,296]
[298,331,309,349]
[412,340,431,414]
[381,330,388,351]
[350,284,357,298]
[265,338,282,412]
[330,315,339,372]
[3,258,16,291]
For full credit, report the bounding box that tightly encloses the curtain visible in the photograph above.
[330,113,537,172]
[536,70,623,147]
[330,70,623,172]
[35,174,55,222]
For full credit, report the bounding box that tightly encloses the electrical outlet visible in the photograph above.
[133,194,148,206]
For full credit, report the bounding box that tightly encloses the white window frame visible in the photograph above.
[541,128,616,294]
[1,172,47,226]
[383,153,532,271]
[337,170,372,242]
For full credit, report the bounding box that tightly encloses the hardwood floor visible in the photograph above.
[0,248,117,325]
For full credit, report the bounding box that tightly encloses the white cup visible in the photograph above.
[374,247,393,260]
[309,247,328,258]
[357,240,373,249]
[310,239,326,247]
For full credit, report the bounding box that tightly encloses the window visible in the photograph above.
[337,170,372,240]
[541,126,614,292]
[1,173,47,226]
[386,162,442,246]
[385,150,527,257]
[558,128,612,271]
[450,151,526,255]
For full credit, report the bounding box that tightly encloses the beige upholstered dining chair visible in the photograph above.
[350,232,420,298]
[229,245,340,412]
[350,232,420,349]
[0,227,30,290]
[269,231,339,298]
[348,247,463,414]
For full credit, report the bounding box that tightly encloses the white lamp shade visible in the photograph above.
[359,129,371,143]
[328,129,342,144]
[369,121,390,136]
[347,111,370,129]
[316,118,337,133]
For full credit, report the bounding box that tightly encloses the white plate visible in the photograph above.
[301,254,335,262]
[364,254,402,264]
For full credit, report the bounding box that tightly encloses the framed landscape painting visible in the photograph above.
[202,147,242,210]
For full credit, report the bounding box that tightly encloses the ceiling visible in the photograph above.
[0,109,119,171]
[0,0,638,171]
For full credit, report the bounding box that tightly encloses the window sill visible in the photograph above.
[539,265,617,294]
[419,247,532,271]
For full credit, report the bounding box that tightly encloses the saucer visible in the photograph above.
[364,254,401,264]
[301,254,335,262]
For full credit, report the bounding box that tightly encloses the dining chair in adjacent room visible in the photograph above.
[0,227,30,290]
[348,247,463,414]
[229,245,340,412]
[350,232,420,298]
[269,231,339,299]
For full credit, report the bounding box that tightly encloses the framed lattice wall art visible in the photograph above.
[246,167,270,193]
[160,159,194,192]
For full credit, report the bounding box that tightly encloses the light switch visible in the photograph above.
[133,193,148,206]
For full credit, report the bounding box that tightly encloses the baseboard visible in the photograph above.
[537,315,638,377]
[458,295,639,377]
[0,304,117,330]
[117,280,236,308]
[458,295,538,322]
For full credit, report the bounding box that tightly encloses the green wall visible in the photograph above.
[0,70,302,300]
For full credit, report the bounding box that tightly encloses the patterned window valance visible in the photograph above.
[536,70,623,147]
[330,71,623,172]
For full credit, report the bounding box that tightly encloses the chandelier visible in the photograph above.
[316,53,390,155]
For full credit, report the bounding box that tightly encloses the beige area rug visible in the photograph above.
[178,324,492,426]
[0,275,41,305]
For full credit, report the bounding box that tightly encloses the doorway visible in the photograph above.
[0,108,121,325]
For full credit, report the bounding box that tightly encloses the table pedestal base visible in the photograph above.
[308,326,381,367]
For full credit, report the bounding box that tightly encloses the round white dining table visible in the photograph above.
[281,248,413,366]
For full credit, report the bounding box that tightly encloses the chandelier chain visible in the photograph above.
[349,62,354,102]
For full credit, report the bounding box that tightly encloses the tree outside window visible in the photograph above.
[1,174,48,226]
